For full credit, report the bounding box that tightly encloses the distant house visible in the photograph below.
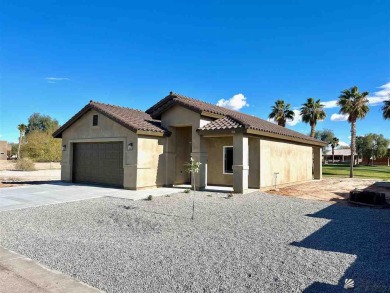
[324,148,361,163]
[0,141,8,160]
[53,92,326,192]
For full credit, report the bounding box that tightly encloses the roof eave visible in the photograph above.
[246,129,327,147]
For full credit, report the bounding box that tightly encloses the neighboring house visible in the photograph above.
[53,93,326,193]
[324,148,360,163]
[0,141,8,160]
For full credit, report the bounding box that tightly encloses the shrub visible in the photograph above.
[15,158,36,171]
[145,195,153,201]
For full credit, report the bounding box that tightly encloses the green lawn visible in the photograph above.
[322,164,390,180]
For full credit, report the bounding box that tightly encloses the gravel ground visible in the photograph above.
[0,192,389,293]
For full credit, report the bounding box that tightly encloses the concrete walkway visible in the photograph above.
[0,246,100,293]
[0,183,184,212]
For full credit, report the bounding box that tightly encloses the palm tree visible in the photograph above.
[268,100,295,127]
[383,97,390,119]
[17,124,27,159]
[300,98,327,137]
[337,86,369,178]
[330,137,339,163]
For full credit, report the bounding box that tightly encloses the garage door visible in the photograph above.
[72,142,124,187]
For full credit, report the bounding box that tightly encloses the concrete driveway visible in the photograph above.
[0,182,184,212]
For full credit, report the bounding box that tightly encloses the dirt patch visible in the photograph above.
[266,178,390,203]
[0,161,61,171]
[0,170,61,188]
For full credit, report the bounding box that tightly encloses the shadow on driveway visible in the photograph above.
[292,203,390,292]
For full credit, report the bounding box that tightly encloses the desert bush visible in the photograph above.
[21,130,62,162]
[15,158,36,171]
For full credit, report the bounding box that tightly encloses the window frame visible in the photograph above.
[92,114,99,126]
[223,146,234,175]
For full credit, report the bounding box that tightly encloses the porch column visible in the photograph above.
[313,147,322,180]
[164,128,176,187]
[191,136,208,190]
[233,133,249,193]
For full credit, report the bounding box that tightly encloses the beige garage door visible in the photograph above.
[72,142,124,187]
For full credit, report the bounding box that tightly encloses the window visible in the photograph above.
[92,115,99,126]
[223,146,233,174]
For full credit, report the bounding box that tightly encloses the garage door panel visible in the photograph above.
[73,142,124,187]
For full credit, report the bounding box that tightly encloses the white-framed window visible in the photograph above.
[223,146,233,174]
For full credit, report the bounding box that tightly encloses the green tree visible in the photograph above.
[330,137,339,163]
[9,143,18,156]
[268,100,295,127]
[362,134,389,166]
[26,113,60,134]
[314,129,334,154]
[17,124,27,159]
[356,136,365,163]
[21,130,62,162]
[300,98,327,137]
[383,97,390,120]
[337,86,370,177]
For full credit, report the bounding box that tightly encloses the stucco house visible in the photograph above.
[0,141,9,160]
[53,93,326,193]
[324,148,358,163]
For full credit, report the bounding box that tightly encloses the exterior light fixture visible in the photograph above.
[128,143,133,151]
[62,145,66,151]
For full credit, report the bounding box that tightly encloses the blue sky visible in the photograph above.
[1,0,389,145]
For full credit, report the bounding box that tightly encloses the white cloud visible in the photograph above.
[331,113,349,121]
[45,77,70,83]
[338,141,350,147]
[216,93,249,111]
[286,109,302,126]
[321,81,390,109]
[367,82,390,105]
[322,100,339,109]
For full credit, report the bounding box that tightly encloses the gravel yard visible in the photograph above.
[0,192,389,292]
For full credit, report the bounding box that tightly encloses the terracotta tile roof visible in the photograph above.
[53,101,169,138]
[146,92,325,144]
[200,117,243,130]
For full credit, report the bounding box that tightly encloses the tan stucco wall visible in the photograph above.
[0,141,8,160]
[137,135,166,189]
[60,110,139,189]
[160,105,212,187]
[259,138,312,188]
[248,138,260,188]
[207,137,233,186]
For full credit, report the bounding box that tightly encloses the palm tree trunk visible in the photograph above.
[350,122,356,178]
[310,124,315,137]
[332,147,335,164]
[17,132,22,159]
